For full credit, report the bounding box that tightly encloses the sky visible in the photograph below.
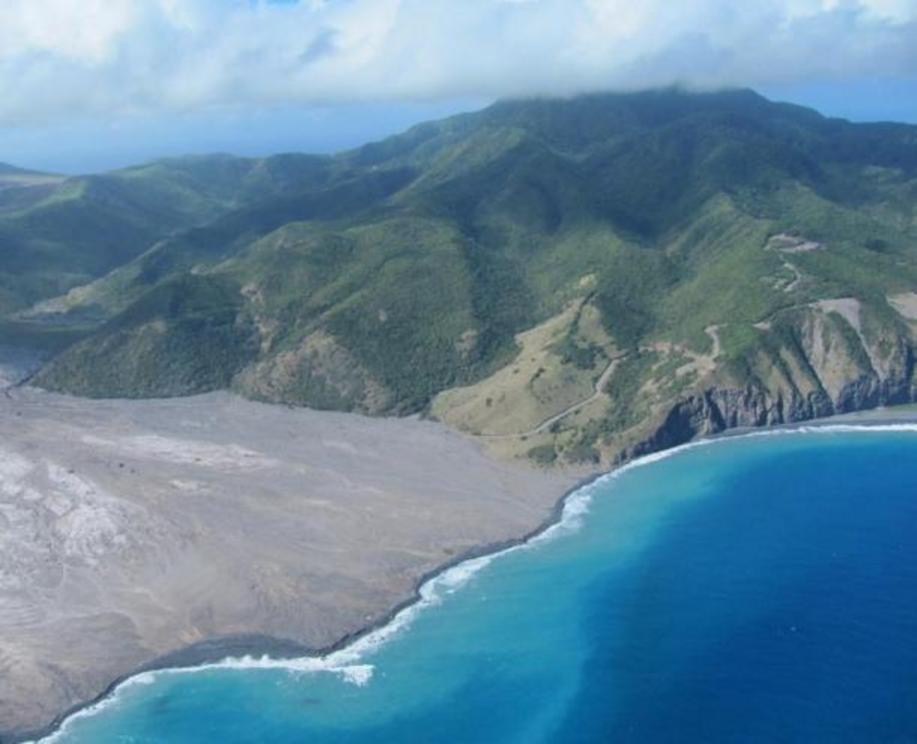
[1,0,916,173]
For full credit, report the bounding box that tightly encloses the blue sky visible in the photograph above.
[1,0,915,173]
[763,78,917,124]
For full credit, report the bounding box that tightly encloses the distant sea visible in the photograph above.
[41,426,917,743]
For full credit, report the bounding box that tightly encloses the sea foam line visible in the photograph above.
[33,420,917,742]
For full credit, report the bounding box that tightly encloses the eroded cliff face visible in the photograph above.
[623,300,917,461]
[423,292,917,469]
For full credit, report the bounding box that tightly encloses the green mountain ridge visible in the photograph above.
[9,89,917,464]
[0,153,344,316]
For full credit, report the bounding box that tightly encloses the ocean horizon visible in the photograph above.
[38,424,917,743]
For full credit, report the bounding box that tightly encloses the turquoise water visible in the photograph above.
[43,427,917,743]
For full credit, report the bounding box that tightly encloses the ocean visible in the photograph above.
[41,426,917,743]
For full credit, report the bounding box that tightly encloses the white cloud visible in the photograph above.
[0,0,914,125]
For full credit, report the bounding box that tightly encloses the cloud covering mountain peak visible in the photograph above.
[0,0,915,124]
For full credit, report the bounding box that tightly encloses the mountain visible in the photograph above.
[0,153,335,317]
[13,89,917,465]
[0,163,64,197]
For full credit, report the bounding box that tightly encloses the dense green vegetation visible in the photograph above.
[0,153,341,314]
[7,89,917,460]
[35,274,257,397]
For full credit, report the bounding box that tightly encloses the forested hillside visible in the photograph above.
[10,89,917,464]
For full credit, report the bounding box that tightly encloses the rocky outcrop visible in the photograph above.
[625,377,912,462]
[623,302,917,462]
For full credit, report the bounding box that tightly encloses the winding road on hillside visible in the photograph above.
[479,352,629,440]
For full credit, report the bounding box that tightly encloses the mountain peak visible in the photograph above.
[11,90,917,467]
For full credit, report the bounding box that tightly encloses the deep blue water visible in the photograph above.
[44,428,917,743]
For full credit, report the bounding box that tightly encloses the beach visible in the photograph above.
[4,379,917,741]
[0,388,576,742]
[29,418,917,743]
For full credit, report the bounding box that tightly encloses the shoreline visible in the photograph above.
[0,388,571,743]
[13,470,604,744]
[13,404,917,744]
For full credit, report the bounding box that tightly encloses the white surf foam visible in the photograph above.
[33,420,917,742]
